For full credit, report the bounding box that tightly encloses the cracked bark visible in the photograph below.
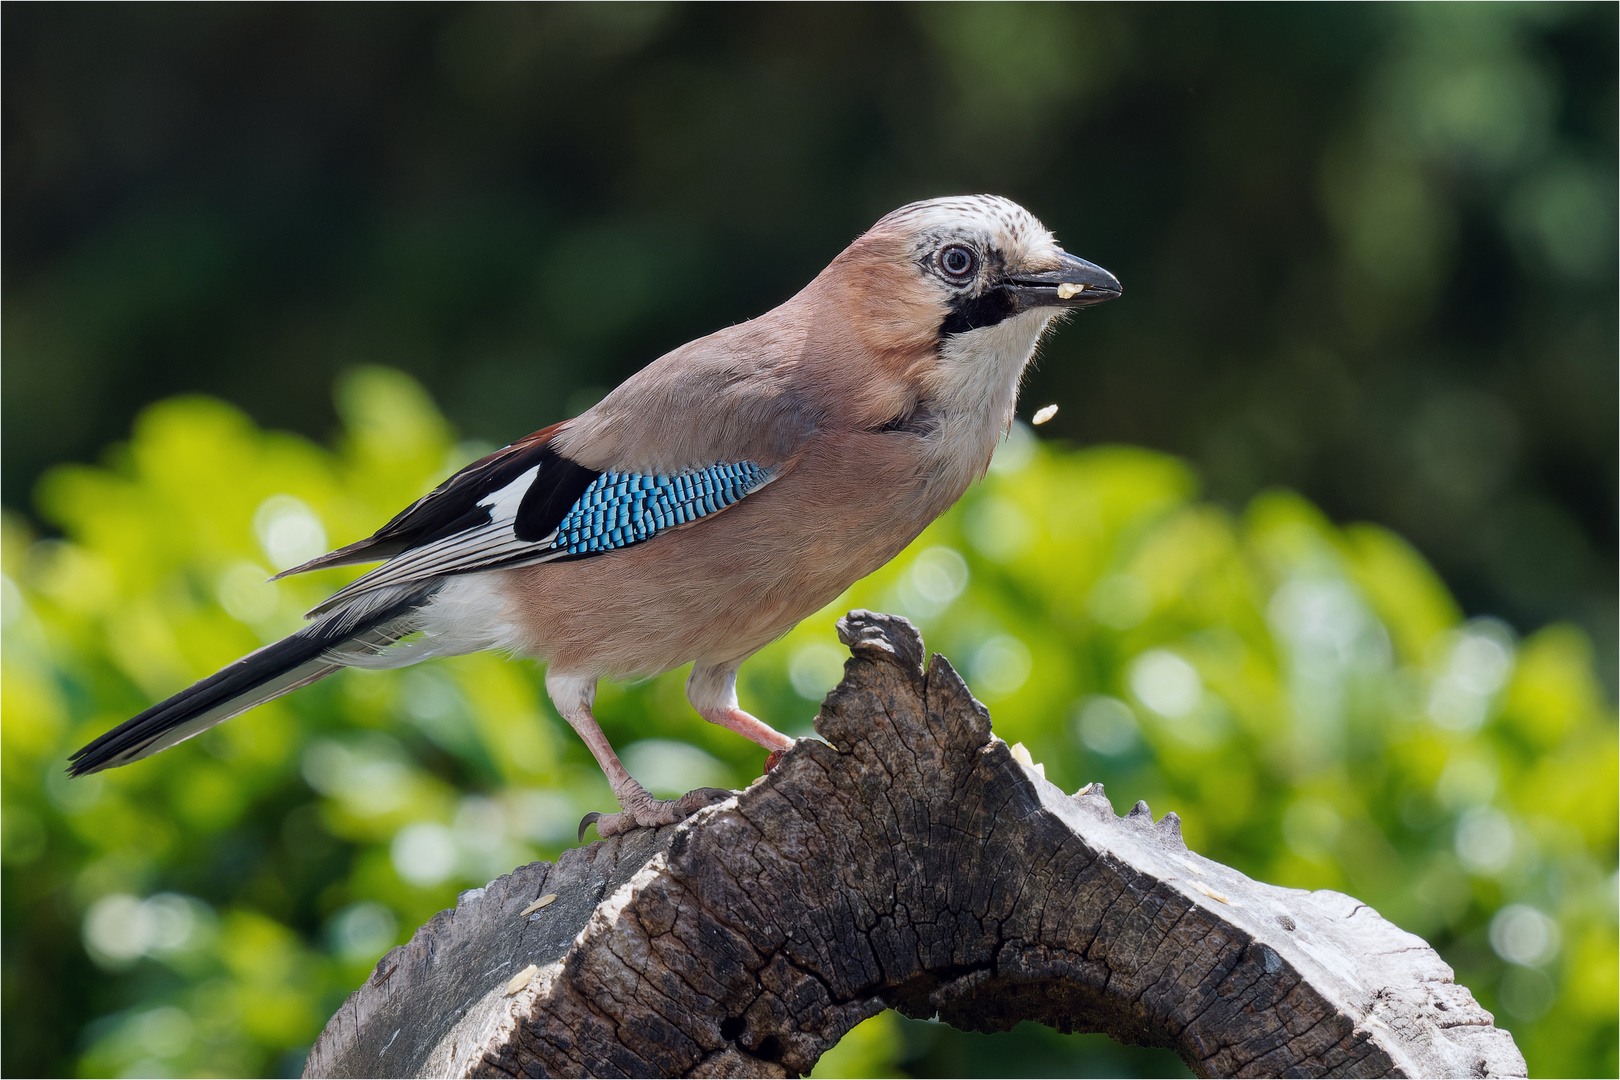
[303,611,1526,1080]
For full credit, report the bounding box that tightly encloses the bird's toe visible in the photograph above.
[673,786,732,816]
[581,787,733,840]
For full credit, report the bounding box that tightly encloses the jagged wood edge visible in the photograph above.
[305,610,1526,1080]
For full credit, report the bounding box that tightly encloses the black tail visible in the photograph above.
[67,586,436,776]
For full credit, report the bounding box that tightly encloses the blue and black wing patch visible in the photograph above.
[550,463,770,555]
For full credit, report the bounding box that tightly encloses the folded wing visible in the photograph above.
[282,421,779,618]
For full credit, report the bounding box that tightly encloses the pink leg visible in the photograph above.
[688,662,796,769]
[698,705,794,751]
[546,671,729,839]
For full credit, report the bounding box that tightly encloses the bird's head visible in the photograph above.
[873,194,1121,336]
[807,195,1120,433]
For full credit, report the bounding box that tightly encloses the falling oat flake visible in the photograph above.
[1031,404,1059,425]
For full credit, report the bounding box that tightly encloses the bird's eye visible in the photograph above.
[939,245,976,279]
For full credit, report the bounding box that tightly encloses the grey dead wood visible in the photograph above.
[303,611,1526,1080]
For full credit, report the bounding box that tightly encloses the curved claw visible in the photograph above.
[577,811,603,843]
[763,748,788,774]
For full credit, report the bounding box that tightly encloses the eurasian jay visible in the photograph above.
[69,195,1121,837]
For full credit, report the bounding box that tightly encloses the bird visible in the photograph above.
[67,194,1121,838]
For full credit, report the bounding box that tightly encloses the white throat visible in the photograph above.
[921,309,1055,487]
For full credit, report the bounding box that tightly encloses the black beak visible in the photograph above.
[1006,250,1122,310]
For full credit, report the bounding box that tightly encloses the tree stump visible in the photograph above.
[304,611,1526,1079]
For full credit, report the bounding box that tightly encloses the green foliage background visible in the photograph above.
[3,369,1614,1077]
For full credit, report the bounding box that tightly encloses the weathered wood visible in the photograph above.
[304,611,1526,1080]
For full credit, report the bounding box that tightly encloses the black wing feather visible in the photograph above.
[514,453,599,542]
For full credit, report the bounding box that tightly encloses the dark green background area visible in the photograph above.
[5,3,1615,673]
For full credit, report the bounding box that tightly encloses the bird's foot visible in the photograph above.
[579,785,732,841]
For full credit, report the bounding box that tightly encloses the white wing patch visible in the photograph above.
[481,464,542,521]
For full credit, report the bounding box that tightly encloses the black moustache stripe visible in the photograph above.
[941,286,1019,336]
